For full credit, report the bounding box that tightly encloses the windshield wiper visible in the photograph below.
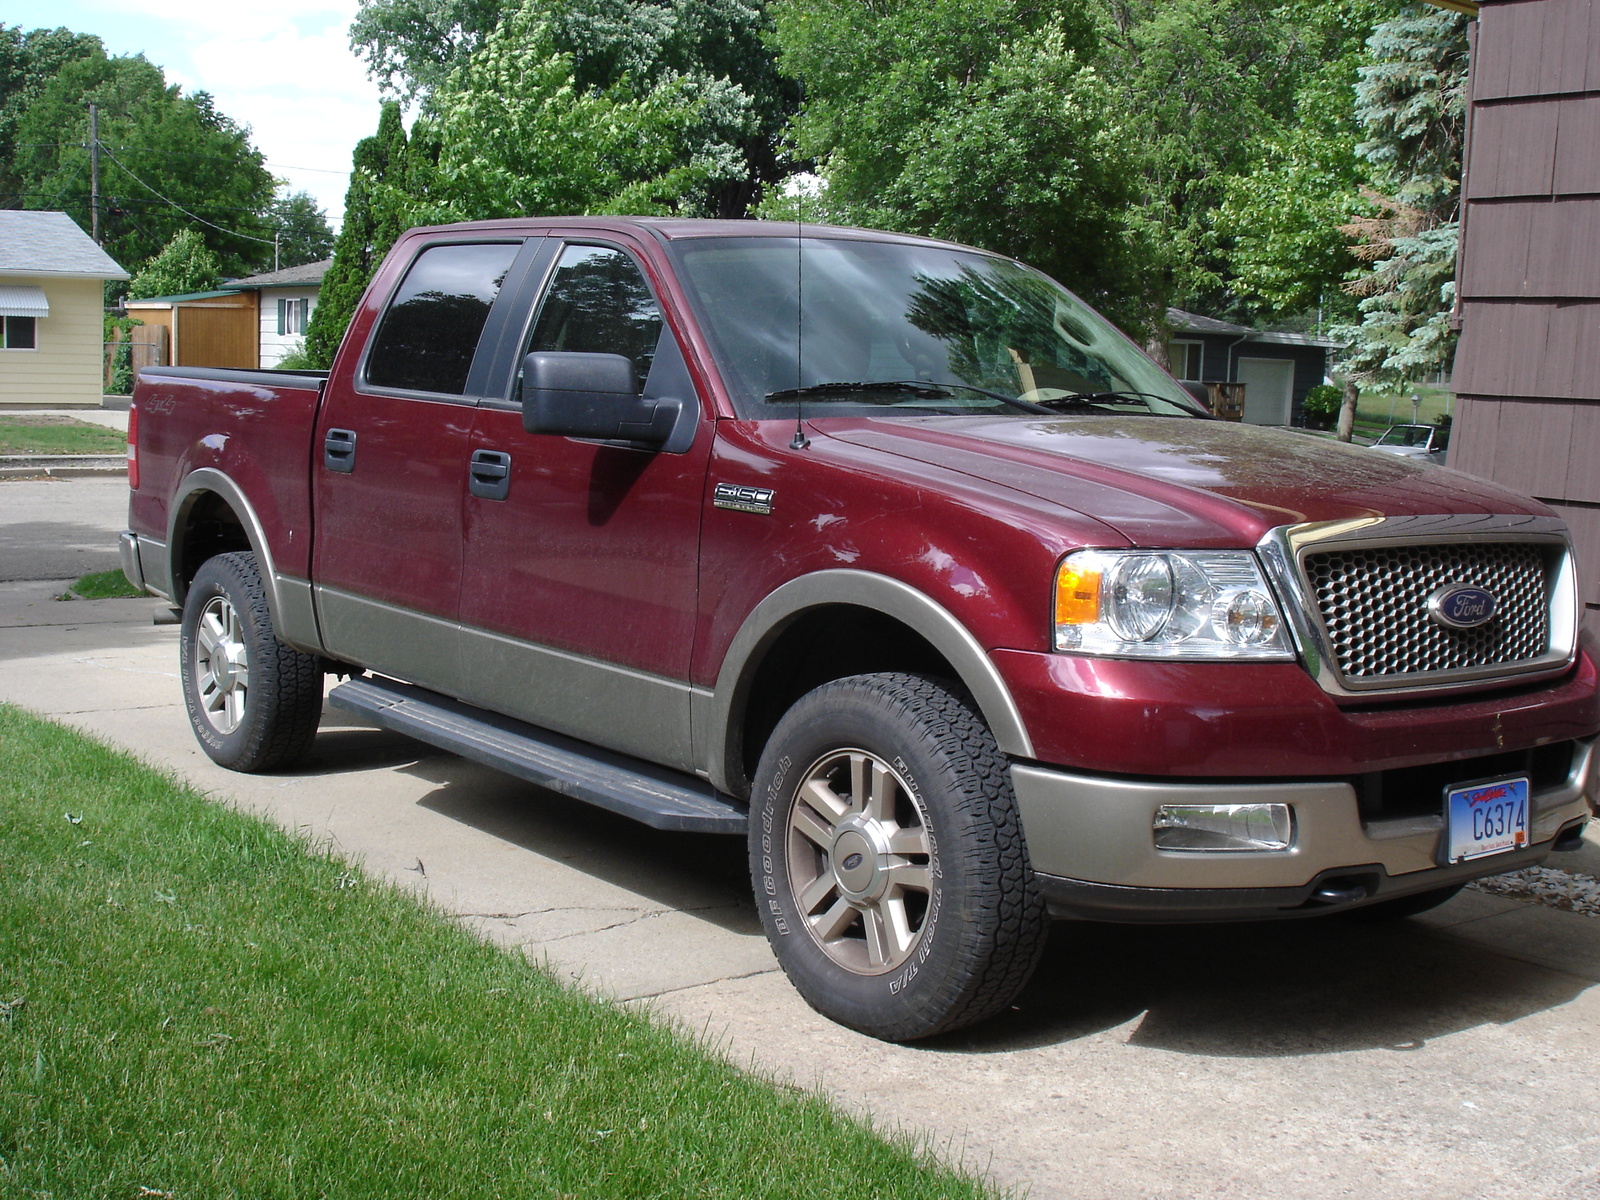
[1035,390,1199,415]
[765,381,953,401]
[765,380,1052,415]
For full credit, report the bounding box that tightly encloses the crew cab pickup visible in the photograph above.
[123,218,1598,1040]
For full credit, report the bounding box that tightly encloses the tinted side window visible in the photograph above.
[526,245,663,391]
[367,242,520,395]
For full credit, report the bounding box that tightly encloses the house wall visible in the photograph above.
[1451,0,1600,613]
[1188,335,1326,424]
[0,275,105,406]
[258,287,319,367]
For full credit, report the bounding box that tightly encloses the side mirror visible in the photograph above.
[521,351,681,448]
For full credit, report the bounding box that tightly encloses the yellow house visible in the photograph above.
[0,211,130,409]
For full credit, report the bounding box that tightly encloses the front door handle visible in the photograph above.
[324,428,357,473]
[468,448,512,501]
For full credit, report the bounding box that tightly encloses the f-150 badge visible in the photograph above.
[713,483,775,515]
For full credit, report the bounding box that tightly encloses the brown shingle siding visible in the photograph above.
[1554,94,1600,192]
[1455,300,1600,401]
[1460,197,1600,295]
[1465,101,1559,197]
[1476,0,1599,99]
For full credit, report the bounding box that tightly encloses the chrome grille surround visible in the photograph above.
[1256,515,1580,698]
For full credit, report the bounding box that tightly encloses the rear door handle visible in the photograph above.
[468,448,512,501]
[324,428,357,473]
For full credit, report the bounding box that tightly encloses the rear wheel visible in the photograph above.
[180,551,322,772]
[750,673,1047,1041]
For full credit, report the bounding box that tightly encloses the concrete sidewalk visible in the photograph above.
[2,575,1599,1198]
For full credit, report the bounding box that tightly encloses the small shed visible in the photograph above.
[1164,309,1341,426]
[225,259,330,367]
[0,210,129,408]
[124,289,258,371]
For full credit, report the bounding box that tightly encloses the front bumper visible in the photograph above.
[1012,735,1595,921]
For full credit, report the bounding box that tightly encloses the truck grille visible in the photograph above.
[1302,542,1551,684]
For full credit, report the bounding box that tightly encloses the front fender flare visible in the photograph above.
[702,569,1035,795]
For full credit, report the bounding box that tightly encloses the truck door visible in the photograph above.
[455,239,712,772]
[311,237,534,695]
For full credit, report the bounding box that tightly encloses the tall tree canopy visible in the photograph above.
[768,0,1143,326]
[126,228,223,299]
[1,26,276,277]
[352,0,794,219]
[269,191,337,270]
[303,103,412,367]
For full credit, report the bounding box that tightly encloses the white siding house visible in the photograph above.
[0,211,129,407]
[226,260,330,367]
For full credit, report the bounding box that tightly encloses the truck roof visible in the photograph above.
[402,215,993,253]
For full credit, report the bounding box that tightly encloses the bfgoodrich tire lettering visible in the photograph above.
[750,673,1047,1041]
[180,551,323,772]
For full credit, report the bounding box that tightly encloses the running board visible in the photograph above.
[327,675,747,834]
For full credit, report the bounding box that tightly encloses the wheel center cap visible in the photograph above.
[831,821,889,903]
[216,642,245,688]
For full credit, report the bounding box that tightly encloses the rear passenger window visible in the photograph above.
[525,245,663,391]
[366,242,520,395]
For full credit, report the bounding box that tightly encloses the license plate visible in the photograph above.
[1443,776,1529,865]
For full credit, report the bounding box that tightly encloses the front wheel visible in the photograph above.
[750,673,1047,1041]
[180,551,323,772]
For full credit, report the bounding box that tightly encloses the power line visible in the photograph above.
[97,143,275,245]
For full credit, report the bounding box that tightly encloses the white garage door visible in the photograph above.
[1236,357,1295,426]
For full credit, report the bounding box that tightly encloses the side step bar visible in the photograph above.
[327,675,748,834]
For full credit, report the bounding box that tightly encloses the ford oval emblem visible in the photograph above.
[841,853,865,871]
[1428,583,1497,630]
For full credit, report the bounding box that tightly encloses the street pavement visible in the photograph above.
[3,473,1599,1199]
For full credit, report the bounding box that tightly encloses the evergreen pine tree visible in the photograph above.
[1334,5,1469,389]
[304,103,410,368]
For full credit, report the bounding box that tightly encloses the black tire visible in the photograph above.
[749,672,1048,1041]
[1346,883,1465,922]
[179,551,323,772]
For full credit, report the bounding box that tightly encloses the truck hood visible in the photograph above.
[819,415,1548,547]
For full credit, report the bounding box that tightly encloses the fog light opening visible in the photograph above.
[1153,803,1294,853]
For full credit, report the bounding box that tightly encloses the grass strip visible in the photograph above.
[0,705,992,1200]
[64,570,145,600]
[0,417,127,456]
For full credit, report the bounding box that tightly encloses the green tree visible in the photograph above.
[7,39,275,276]
[269,191,336,269]
[769,0,1143,325]
[1212,0,1392,320]
[1333,5,1469,390]
[412,0,768,221]
[0,24,100,203]
[127,228,224,299]
[349,0,505,99]
[303,103,411,368]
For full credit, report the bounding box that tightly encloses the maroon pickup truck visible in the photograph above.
[123,217,1597,1040]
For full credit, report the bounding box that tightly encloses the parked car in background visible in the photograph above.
[1370,422,1448,462]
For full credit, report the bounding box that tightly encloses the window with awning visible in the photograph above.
[0,285,49,319]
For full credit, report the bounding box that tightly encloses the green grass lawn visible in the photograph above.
[1351,382,1454,441]
[0,416,127,456]
[62,570,145,600]
[0,704,994,1199]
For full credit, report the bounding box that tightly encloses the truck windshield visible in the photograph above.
[668,234,1204,420]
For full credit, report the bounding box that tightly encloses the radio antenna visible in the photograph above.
[790,179,809,450]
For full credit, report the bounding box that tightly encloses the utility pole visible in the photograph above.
[88,102,101,244]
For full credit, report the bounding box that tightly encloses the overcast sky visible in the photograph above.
[9,0,388,230]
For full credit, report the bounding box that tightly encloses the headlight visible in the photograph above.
[1054,549,1296,660]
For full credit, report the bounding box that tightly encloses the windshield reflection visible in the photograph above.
[669,234,1202,419]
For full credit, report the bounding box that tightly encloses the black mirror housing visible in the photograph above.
[521,351,680,446]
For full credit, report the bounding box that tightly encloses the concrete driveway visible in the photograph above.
[3,474,1599,1199]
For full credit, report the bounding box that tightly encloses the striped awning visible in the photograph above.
[0,285,48,318]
